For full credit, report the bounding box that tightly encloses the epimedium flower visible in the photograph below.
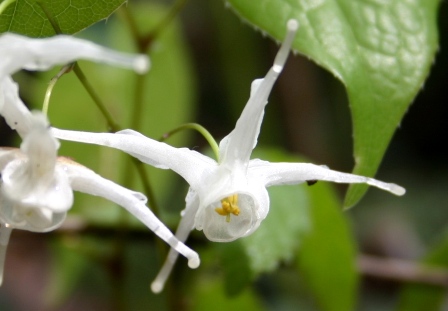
[0,34,200,284]
[51,20,405,292]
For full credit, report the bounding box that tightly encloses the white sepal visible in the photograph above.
[0,224,13,286]
[52,128,217,190]
[62,158,200,270]
[0,33,149,78]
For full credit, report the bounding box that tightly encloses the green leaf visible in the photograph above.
[241,148,310,275]
[296,181,358,311]
[191,273,266,311]
[225,0,440,207]
[0,0,16,16]
[0,0,125,37]
[217,241,253,296]
[397,236,448,311]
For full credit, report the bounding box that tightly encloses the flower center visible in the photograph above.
[214,194,240,222]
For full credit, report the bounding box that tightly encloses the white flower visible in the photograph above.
[0,34,199,285]
[0,113,200,285]
[52,20,405,292]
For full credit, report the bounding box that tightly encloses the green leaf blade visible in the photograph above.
[217,241,253,296]
[297,181,358,311]
[226,0,440,207]
[0,0,125,37]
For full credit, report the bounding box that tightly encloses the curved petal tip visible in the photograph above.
[151,281,163,294]
[133,55,150,74]
[391,184,406,196]
[188,254,200,269]
[287,19,299,32]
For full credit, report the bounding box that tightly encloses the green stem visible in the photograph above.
[0,0,15,15]
[141,0,189,49]
[119,0,189,52]
[42,63,74,116]
[160,123,220,161]
[71,64,121,132]
[131,69,146,131]
[117,6,142,51]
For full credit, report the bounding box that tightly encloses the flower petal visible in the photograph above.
[51,128,216,190]
[0,77,32,137]
[61,158,200,269]
[219,20,298,167]
[199,192,259,241]
[0,193,67,232]
[151,188,200,293]
[189,160,269,235]
[0,33,149,77]
[1,159,74,212]
[0,224,12,286]
[0,147,21,171]
[249,159,405,196]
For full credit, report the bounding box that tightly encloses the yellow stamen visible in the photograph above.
[215,194,240,222]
